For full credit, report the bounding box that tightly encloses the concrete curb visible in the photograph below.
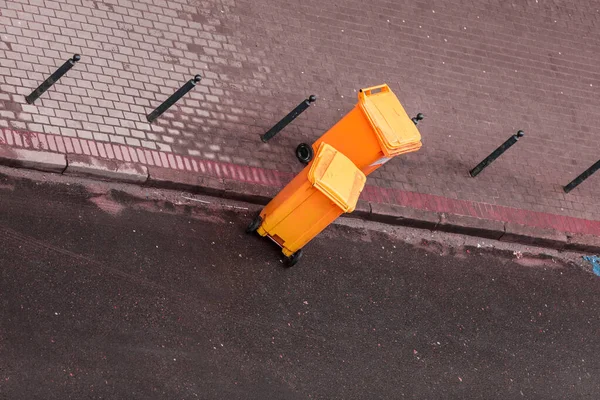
[65,154,149,183]
[144,169,600,253]
[502,222,568,251]
[0,149,598,254]
[145,166,279,204]
[0,145,67,174]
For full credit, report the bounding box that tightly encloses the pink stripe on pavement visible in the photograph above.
[4,128,600,236]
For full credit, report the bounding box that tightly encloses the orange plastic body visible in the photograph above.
[312,84,422,176]
[257,168,344,257]
[258,143,366,257]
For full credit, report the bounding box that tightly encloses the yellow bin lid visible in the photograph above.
[308,143,366,213]
[358,84,422,157]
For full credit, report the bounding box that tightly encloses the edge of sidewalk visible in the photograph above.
[1,145,599,254]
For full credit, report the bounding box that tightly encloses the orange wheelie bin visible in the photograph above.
[246,142,366,266]
[296,84,422,176]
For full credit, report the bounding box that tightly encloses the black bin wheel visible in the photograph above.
[296,143,314,164]
[246,214,262,234]
[285,249,303,267]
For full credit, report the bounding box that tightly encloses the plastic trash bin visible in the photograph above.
[310,84,422,176]
[246,142,366,266]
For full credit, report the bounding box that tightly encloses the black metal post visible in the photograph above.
[25,54,81,104]
[469,130,525,177]
[564,159,600,193]
[147,75,202,123]
[412,112,424,125]
[260,95,317,143]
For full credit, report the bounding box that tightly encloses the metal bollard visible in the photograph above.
[260,95,317,143]
[147,75,202,123]
[411,113,424,125]
[25,54,81,104]
[564,159,600,193]
[469,130,525,177]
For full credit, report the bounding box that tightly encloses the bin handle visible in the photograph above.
[359,84,390,100]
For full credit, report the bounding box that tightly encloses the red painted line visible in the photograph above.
[167,153,176,169]
[221,165,229,178]
[152,151,161,166]
[72,139,83,155]
[47,135,58,152]
[29,135,39,149]
[81,139,91,156]
[96,143,106,158]
[4,128,600,235]
[13,132,23,147]
[129,148,139,163]
[37,134,48,151]
[136,148,145,164]
[89,141,99,157]
[159,152,168,168]
[142,150,153,166]
[206,161,214,176]
[5,130,14,145]
[235,165,246,182]
[113,144,123,161]
[175,155,184,170]
[120,145,131,162]
[64,138,74,153]
[183,157,191,172]
[251,168,260,184]
[394,190,408,205]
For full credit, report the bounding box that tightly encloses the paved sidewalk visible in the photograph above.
[1,0,600,237]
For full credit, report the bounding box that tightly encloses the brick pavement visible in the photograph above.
[0,0,599,228]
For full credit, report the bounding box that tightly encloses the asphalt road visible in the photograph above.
[0,172,599,400]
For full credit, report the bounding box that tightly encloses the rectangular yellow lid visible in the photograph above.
[308,143,366,213]
[358,84,422,156]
